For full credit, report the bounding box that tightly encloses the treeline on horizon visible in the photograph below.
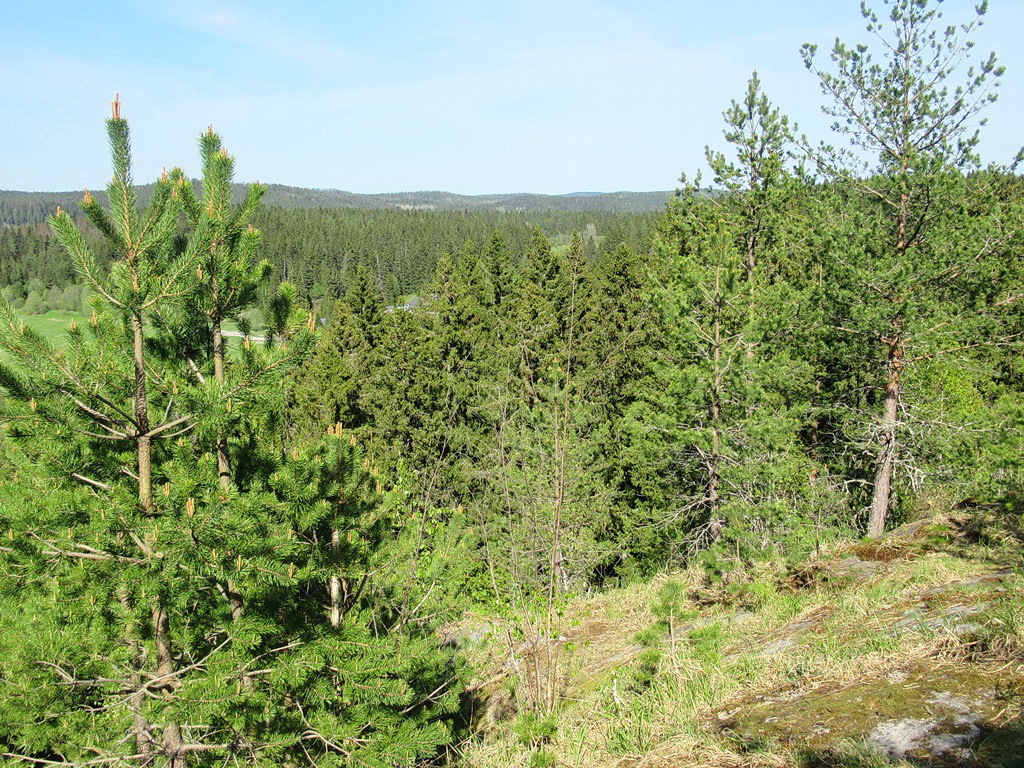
[0,205,660,311]
[0,185,671,227]
[0,0,1022,764]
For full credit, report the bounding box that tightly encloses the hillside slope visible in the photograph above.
[454,507,1024,767]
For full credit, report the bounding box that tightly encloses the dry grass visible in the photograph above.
[453,511,1024,768]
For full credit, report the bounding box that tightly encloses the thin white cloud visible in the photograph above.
[200,12,240,28]
[3,0,1022,192]
[155,1,364,79]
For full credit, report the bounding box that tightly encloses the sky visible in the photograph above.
[2,0,1022,195]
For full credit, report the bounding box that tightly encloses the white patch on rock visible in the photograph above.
[868,717,940,758]
[868,691,984,760]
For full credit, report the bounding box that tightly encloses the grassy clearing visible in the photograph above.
[0,309,86,366]
[1,309,267,361]
[454,508,1024,767]
[8,309,87,347]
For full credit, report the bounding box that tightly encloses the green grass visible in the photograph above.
[0,309,86,365]
[3,309,268,354]
[11,309,86,347]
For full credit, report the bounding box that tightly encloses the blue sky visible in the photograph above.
[2,0,1022,194]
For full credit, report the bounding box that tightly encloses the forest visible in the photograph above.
[0,1,1022,766]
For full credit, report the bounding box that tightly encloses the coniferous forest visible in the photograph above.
[1,2,1023,766]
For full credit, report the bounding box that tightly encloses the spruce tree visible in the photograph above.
[284,297,368,444]
[479,231,608,597]
[652,201,750,547]
[578,240,663,577]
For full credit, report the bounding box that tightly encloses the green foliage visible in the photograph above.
[633,649,663,687]
[0,105,462,767]
[2,6,1024,763]
[284,296,370,444]
[634,626,665,649]
[652,580,694,626]
[802,0,1021,537]
[515,711,559,749]
[686,623,723,666]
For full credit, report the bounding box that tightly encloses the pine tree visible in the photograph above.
[803,0,1021,536]
[636,70,827,568]
[0,102,461,767]
[704,70,794,297]
[182,127,269,491]
[0,97,211,765]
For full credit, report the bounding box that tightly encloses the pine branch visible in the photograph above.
[145,414,192,439]
[142,239,206,309]
[400,675,458,715]
[906,335,1022,364]
[134,184,179,261]
[2,753,148,767]
[34,537,146,565]
[70,473,114,491]
[141,636,232,691]
[49,209,121,307]
[80,190,125,253]
[62,393,132,435]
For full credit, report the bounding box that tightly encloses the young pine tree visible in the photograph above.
[803,0,1022,536]
[0,102,461,767]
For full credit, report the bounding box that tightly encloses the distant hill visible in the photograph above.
[259,186,674,213]
[0,185,674,226]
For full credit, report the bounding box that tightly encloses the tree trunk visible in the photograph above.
[868,175,910,539]
[329,528,343,629]
[708,265,724,538]
[744,229,757,415]
[153,604,186,767]
[118,587,154,766]
[868,331,903,538]
[809,377,822,484]
[132,313,153,515]
[212,318,232,492]
[212,314,245,621]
